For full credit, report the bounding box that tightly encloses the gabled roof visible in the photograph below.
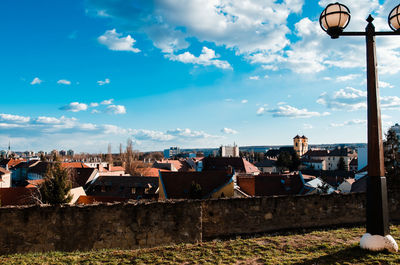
[0,158,25,169]
[61,162,90,168]
[71,168,98,188]
[303,149,329,157]
[202,157,260,174]
[0,167,10,175]
[254,159,276,168]
[86,176,159,199]
[237,172,307,197]
[153,159,191,172]
[76,195,128,205]
[160,171,233,199]
[0,187,38,206]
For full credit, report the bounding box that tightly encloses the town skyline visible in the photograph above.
[1,0,400,153]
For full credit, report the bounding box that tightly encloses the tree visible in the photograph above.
[384,128,400,192]
[290,153,301,171]
[276,151,292,171]
[337,157,347,171]
[107,143,113,165]
[40,163,72,205]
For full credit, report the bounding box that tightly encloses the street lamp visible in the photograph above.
[320,2,400,252]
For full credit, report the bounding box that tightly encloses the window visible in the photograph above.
[131,187,136,194]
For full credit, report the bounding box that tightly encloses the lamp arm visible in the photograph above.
[338,31,400,37]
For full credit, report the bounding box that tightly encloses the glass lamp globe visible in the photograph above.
[320,2,351,39]
[389,4,400,32]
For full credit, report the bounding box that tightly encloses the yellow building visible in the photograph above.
[293,135,308,157]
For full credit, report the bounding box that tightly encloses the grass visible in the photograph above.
[1,225,400,264]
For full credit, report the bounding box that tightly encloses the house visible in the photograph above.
[86,176,159,200]
[94,163,127,176]
[201,157,260,175]
[0,158,25,170]
[301,158,325,170]
[159,169,234,199]
[0,187,38,206]
[0,167,11,188]
[153,159,192,172]
[338,178,356,193]
[76,195,128,205]
[302,148,357,171]
[236,171,313,197]
[305,177,336,194]
[254,159,278,173]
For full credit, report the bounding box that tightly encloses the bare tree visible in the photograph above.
[107,143,113,165]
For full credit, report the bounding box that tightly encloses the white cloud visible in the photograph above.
[256,107,266,116]
[57,79,71,85]
[268,105,330,118]
[224,98,233,102]
[101,98,113,105]
[30,77,42,85]
[221,127,238,134]
[0,113,30,123]
[379,81,394,88]
[35,116,62,124]
[317,87,367,111]
[304,123,313,129]
[98,29,140,52]
[59,102,88,112]
[249,76,260,80]
[86,0,400,75]
[106,104,126,114]
[90,103,99,107]
[331,119,367,127]
[241,99,248,104]
[336,74,361,82]
[132,129,174,141]
[166,47,232,69]
[97,78,110,86]
[381,96,400,110]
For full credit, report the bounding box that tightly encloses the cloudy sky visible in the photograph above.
[1,0,400,153]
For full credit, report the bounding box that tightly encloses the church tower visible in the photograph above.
[293,135,308,157]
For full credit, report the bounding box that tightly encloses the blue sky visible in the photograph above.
[1,0,400,153]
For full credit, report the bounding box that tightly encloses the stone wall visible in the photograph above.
[0,200,202,254]
[0,192,399,254]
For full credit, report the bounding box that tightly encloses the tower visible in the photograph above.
[293,135,308,157]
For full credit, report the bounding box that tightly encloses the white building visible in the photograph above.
[219,144,239,157]
[0,167,11,188]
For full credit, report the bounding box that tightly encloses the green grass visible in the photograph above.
[2,225,400,264]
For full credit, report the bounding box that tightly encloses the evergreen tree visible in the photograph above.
[40,163,72,205]
[276,151,292,171]
[337,157,347,171]
[384,128,400,192]
[290,153,301,171]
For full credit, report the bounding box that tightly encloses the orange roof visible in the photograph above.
[25,179,45,188]
[76,195,128,205]
[61,162,89,168]
[109,166,125,172]
[134,167,168,177]
[0,167,11,175]
[0,187,38,206]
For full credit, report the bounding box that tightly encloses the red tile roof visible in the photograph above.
[61,162,90,168]
[0,187,38,206]
[237,172,307,196]
[160,171,233,199]
[202,157,260,174]
[0,167,11,175]
[25,179,45,188]
[76,195,128,205]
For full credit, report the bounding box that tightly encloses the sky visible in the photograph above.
[1,0,400,153]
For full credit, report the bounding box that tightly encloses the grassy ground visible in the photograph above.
[1,225,400,264]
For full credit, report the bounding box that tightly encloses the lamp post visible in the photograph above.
[320,2,400,252]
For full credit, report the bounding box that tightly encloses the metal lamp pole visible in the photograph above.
[320,3,400,251]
